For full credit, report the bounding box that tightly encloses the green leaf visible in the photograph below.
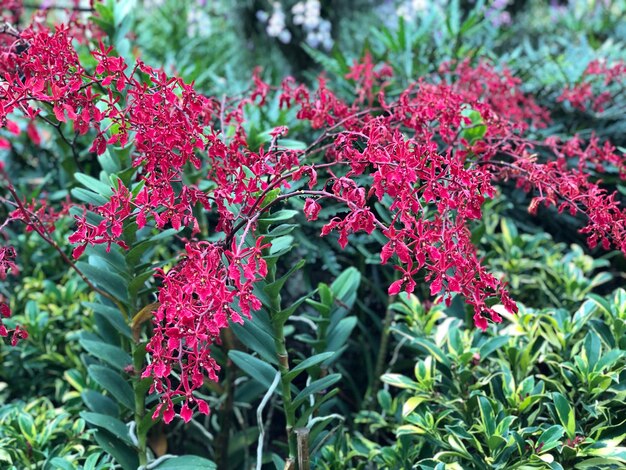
[48,458,75,470]
[553,392,575,439]
[331,267,361,307]
[596,350,625,372]
[229,311,278,365]
[378,390,392,411]
[125,228,180,266]
[284,352,335,382]
[291,373,342,409]
[587,293,612,317]
[82,390,119,417]
[479,336,510,358]
[408,337,452,369]
[403,396,428,417]
[275,291,317,325]
[478,396,496,438]
[229,351,279,391]
[266,235,295,258]
[259,210,299,225]
[80,412,132,445]
[17,414,36,444]
[596,419,626,447]
[71,188,109,206]
[152,456,217,469]
[83,302,131,338]
[381,373,419,390]
[74,172,114,197]
[276,139,306,150]
[326,317,357,356]
[77,262,129,303]
[584,332,601,369]
[585,443,626,461]
[537,425,564,453]
[264,259,306,300]
[88,365,134,410]
[80,338,132,370]
[93,430,138,470]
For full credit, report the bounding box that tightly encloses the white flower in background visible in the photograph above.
[412,0,428,12]
[144,0,166,9]
[257,2,292,43]
[277,29,292,44]
[187,3,213,38]
[292,0,333,50]
[267,2,287,37]
[292,0,321,29]
[485,0,512,27]
[256,10,270,22]
[257,0,331,49]
[397,0,429,21]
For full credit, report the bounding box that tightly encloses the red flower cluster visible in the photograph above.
[1,0,22,23]
[0,245,26,344]
[1,21,625,423]
[558,59,626,112]
[144,238,267,423]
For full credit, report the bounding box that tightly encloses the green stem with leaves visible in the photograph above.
[267,264,298,463]
[132,341,149,467]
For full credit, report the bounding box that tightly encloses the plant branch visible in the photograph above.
[0,168,127,317]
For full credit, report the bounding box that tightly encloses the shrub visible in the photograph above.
[0,1,624,468]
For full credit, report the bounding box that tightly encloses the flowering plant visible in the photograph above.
[1,1,625,467]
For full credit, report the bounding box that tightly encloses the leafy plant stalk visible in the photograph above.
[133,341,148,467]
[266,261,298,463]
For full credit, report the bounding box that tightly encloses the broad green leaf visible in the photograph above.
[48,458,75,470]
[83,302,131,338]
[266,235,295,258]
[583,332,601,369]
[259,210,299,225]
[585,442,626,461]
[596,419,626,447]
[326,317,357,355]
[230,315,278,365]
[80,412,132,445]
[552,393,575,439]
[478,396,496,438]
[17,414,36,444]
[80,339,132,370]
[229,351,279,391]
[331,267,361,307]
[500,218,518,247]
[152,456,217,469]
[479,336,510,358]
[88,365,134,410]
[408,337,452,369]
[403,396,427,417]
[74,172,114,197]
[381,373,419,390]
[291,373,342,409]
[537,425,564,453]
[284,352,335,382]
[82,390,120,417]
[264,259,306,300]
[586,294,612,317]
[93,430,138,470]
[397,425,426,436]
[77,262,129,303]
[71,188,109,206]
